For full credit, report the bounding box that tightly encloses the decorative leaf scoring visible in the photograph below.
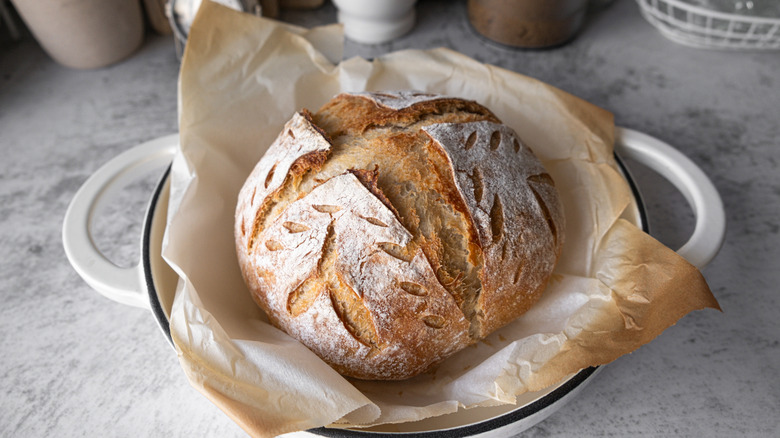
[264,163,277,189]
[489,130,501,151]
[528,184,558,248]
[399,281,428,296]
[312,204,342,214]
[283,221,310,233]
[329,283,380,348]
[421,314,447,329]
[265,239,284,251]
[527,173,558,246]
[359,215,389,228]
[253,173,426,355]
[318,219,338,278]
[251,169,473,369]
[239,111,332,254]
[489,193,504,245]
[378,242,413,263]
[470,167,484,204]
[513,259,526,284]
[465,131,477,150]
[288,277,320,317]
[422,121,557,315]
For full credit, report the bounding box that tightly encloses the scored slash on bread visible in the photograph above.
[235,91,564,380]
[424,121,563,338]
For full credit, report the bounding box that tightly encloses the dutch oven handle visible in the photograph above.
[615,127,726,269]
[62,135,178,308]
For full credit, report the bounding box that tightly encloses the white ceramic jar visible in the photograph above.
[332,0,418,44]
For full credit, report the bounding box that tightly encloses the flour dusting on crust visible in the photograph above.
[235,111,331,254]
[250,173,468,379]
[351,90,455,111]
[424,121,563,336]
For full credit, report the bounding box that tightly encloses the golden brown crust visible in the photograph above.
[235,91,564,380]
[314,91,501,137]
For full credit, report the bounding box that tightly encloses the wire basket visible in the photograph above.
[636,0,780,50]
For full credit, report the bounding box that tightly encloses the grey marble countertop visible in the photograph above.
[1,0,778,436]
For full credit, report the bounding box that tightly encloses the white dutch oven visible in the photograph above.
[62,128,725,437]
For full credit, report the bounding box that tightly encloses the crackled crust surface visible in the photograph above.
[235,91,564,380]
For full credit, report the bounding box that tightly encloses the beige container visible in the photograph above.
[468,0,587,48]
[12,0,144,69]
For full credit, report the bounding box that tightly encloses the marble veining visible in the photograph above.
[1,0,778,436]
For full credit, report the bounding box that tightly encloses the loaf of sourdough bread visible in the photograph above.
[235,91,564,380]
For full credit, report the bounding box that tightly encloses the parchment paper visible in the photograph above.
[163,2,720,437]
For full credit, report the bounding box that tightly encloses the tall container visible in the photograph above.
[12,0,145,69]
